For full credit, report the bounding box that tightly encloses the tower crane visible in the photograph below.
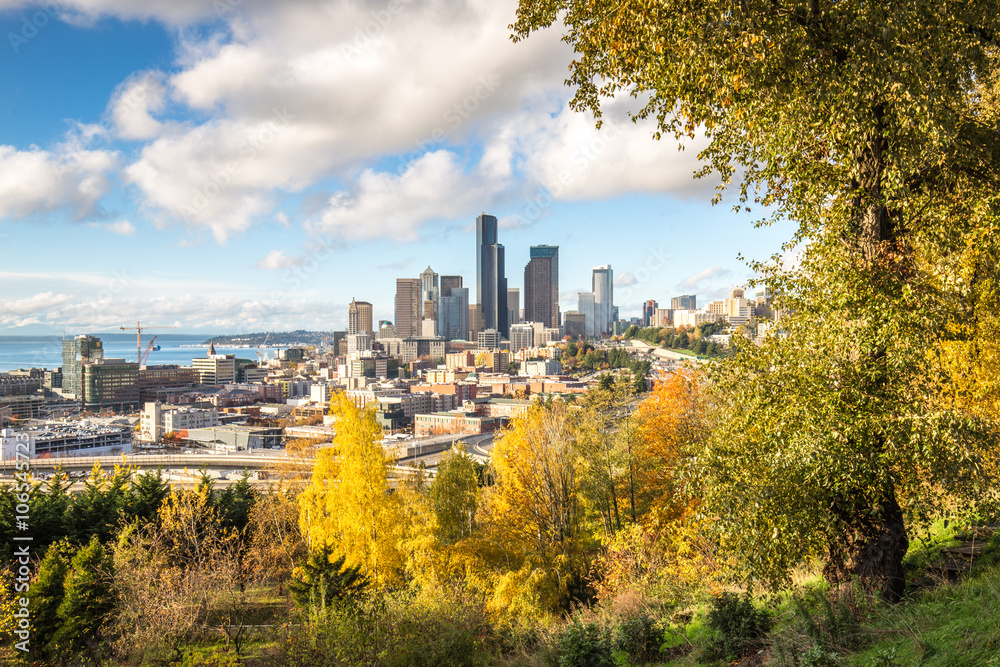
[120,322,176,367]
[140,336,161,366]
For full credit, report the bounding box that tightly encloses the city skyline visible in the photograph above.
[0,0,793,336]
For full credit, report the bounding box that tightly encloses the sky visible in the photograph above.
[0,0,795,336]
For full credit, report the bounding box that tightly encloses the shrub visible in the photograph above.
[703,592,771,661]
[557,616,612,667]
[611,611,664,664]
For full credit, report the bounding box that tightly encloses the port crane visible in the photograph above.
[120,322,176,367]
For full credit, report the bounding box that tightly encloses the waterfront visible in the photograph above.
[0,333,277,372]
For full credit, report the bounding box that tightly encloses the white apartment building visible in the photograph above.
[139,401,219,442]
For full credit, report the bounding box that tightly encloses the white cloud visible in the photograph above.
[90,220,137,235]
[0,144,118,220]
[110,72,167,140]
[0,292,71,318]
[308,150,506,241]
[679,266,732,290]
[255,249,302,270]
[615,272,637,287]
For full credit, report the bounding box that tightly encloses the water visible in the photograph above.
[0,333,280,372]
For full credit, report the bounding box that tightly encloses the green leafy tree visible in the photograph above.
[28,540,73,654]
[428,444,480,544]
[288,544,368,609]
[512,0,1000,599]
[52,537,115,655]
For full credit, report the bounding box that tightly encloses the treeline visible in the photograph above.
[562,340,653,386]
[623,322,726,357]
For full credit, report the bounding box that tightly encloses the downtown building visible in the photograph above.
[437,275,469,341]
[476,213,508,337]
[592,265,614,336]
[348,298,374,335]
[524,245,559,329]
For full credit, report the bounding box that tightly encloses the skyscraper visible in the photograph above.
[592,265,614,336]
[507,288,520,326]
[642,300,658,327]
[671,294,697,310]
[438,275,469,341]
[394,278,422,338]
[578,292,596,338]
[61,335,103,397]
[348,298,373,335]
[476,213,508,337]
[524,245,559,328]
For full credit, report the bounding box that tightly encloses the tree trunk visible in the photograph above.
[826,105,911,602]
[823,489,909,602]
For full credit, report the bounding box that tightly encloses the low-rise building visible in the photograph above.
[413,410,503,436]
[139,401,219,442]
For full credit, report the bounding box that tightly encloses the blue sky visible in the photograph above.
[0,0,794,335]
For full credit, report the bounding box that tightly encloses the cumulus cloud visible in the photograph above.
[0,292,72,318]
[90,220,137,235]
[0,144,118,220]
[679,266,732,290]
[615,272,637,287]
[110,72,168,140]
[308,150,507,241]
[255,249,303,270]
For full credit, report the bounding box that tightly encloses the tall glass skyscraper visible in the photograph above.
[476,213,508,337]
[592,265,614,336]
[524,245,559,328]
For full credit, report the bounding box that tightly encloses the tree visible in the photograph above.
[52,537,115,655]
[288,544,368,609]
[477,402,595,616]
[513,0,1000,599]
[299,394,406,588]
[428,444,480,545]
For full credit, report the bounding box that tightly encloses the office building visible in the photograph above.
[348,299,374,335]
[578,292,596,337]
[192,351,237,385]
[592,265,614,336]
[642,300,658,327]
[509,323,534,352]
[438,277,469,341]
[478,329,502,350]
[61,335,103,397]
[507,287,520,326]
[671,294,697,310]
[395,278,422,338]
[563,312,587,339]
[476,213,508,337]
[82,359,140,412]
[524,245,559,329]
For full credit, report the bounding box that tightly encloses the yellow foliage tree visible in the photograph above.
[298,393,406,589]
[474,402,596,619]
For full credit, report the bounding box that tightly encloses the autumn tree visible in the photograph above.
[513,0,1000,599]
[428,444,480,545]
[299,394,406,589]
[476,402,596,617]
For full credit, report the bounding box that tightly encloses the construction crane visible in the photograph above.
[120,322,176,366]
[140,336,161,366]
[257,331,272,366]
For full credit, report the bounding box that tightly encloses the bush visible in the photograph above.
[611,611,664,664]
[703,593,771,661]
[557,616,612,667]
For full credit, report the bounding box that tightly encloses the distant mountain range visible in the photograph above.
[202,330,340,347]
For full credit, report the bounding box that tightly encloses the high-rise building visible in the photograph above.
[478,329,502,351]
[438,276,469,341]
[420,266,439,322]
[476,213,508,337]
[61,335,104,397]
[578,292,596,338]
[671,294,697,310]
[192,353,237,385]
[642,300,658,327]
[563,311,587,339]
[348,298,373,335]
[524,245,559,329]
[592,265,614,336]
[509,323,534,352]
[468,304,483,341]
[82,359,139,412]
[395,278,422,338]
[507,287,520,326]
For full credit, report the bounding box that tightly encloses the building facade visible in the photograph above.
[395,278,422,338]
[348,299,374,335]
[524,244,559,329]
[476,213,508,337]
[592,265,614,336]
